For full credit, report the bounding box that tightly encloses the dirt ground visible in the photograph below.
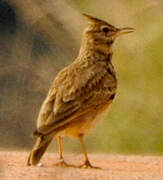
[0,151,163,180]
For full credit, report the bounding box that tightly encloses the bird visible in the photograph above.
[27,13,134,168]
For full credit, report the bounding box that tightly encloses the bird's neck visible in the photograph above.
[78,37,114,62]
[79,43,113,63]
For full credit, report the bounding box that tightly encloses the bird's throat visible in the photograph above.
[79,36,114,57]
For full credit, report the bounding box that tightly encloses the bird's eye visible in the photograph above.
[101,26,109,33]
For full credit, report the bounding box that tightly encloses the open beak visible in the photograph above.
[115,27,135,37]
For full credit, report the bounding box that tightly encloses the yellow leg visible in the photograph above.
[54,136,75,167]
[78,134,100,169]
[58,136,63,160]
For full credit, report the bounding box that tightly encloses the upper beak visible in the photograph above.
[115,27,135,37]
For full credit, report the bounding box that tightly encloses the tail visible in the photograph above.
[27,134,53,166]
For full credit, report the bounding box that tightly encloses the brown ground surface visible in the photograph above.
[0,151,163,180]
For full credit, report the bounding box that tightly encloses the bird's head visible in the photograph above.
[81,14,134,55]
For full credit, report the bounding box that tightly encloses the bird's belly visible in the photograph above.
[62,101,112,138]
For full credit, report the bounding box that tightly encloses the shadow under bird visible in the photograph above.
[27,14,134,168]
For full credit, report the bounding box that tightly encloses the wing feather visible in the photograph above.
[36,59,116,135]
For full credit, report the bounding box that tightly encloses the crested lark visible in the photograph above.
[27,14,134,168]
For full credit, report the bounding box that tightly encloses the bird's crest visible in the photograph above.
[82,13,117,31]
[82,13,106,24]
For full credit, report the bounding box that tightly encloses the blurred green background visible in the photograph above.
[0,0,163,155]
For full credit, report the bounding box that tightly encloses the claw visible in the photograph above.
[78,160,100,169]
[54,159,76,168]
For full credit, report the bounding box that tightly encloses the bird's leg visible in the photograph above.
[54,136,75,167]
[78,134,100,169]
[58,135,64,161]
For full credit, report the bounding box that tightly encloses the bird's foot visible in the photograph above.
[54,159,75,167]
[78,160,100,169]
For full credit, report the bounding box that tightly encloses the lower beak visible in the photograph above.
[116,27,135,37]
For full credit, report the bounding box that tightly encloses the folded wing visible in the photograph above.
[36,59,115,135]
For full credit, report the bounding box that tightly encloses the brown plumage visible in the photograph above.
[27,14,134,168]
